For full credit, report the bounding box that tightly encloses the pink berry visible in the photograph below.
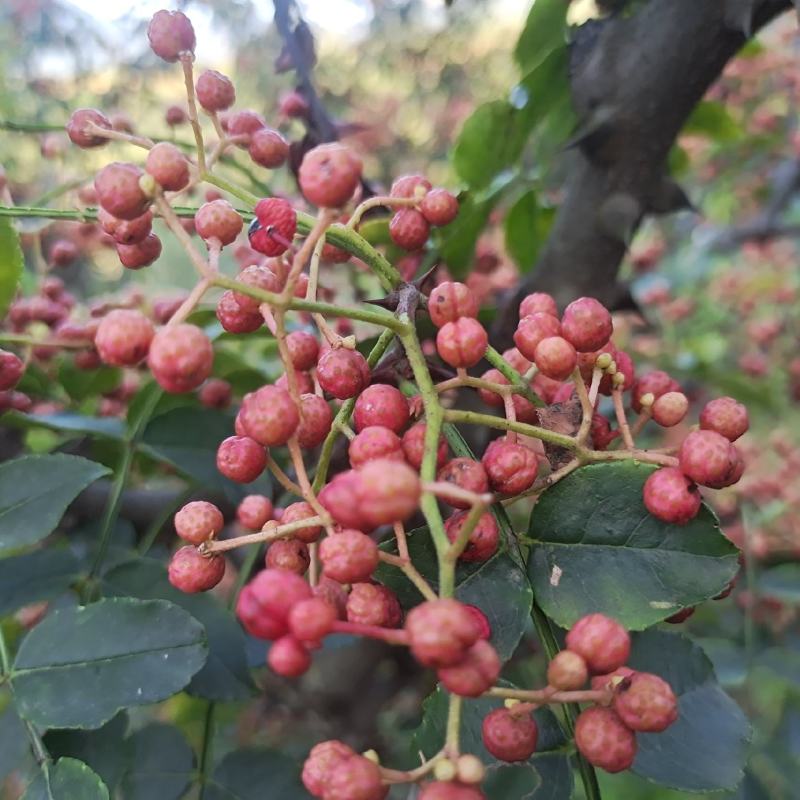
[349,426,405,468]
[419,782,485,800]
[48,240,78,268]
[513,312,562,362]
[355,459,421,527]
[405,599,481,667]
[286,331,320,371]
[590,666,636,692]
[651,391,689,427]
[420,189,459,227]
[437,458,489,509]
[597,349,635,395]
[325,754,386,800]
[195,199,243,246]
[302,741,356,798]
[319,530,379,584]
[296,393,333,449]
[267,635,311,677]
[266,538,310,575]
[613,671,678,732]
[353,384,409,433]
[574,706,636,773]
[481,708,538,762]
[313,576,348,619]
[631,370,680,413]
[198,378,232,409]
[547,650,589,691]
[561,297,613,353]
[249,198,297,256]
[195,69,235,112]
[565,613,630,674]
[0,350,24,391]
[236,495,273,531]
[237,568,311,640]
[94,162,151,220]
[519,292,558,319]
[145,142,190,191]
[534,336,577,381]
[289,597,337,642]
[346,583,402,628]
[249,128,289,169]
[98,207,152,245]
[438,639,501,698]
[390,174,431,198]
[116,233,162,270]
[216,290,263,334]
[481,439,538,495]
[94,309,154,367]
[281,502,324,544]
[279,90,310,119]
[436,318,488,368]
[298,143,363,208]
[174,501,224,545]
[678,430,742,488]
[148,323,213,393]
[231,265,281,312]
[402,423,448,470]
[66,108,111,148]
[444,511,499,563]
[226,110,266,143]
[147,9,195,61]
[389,208,430,250]
[239,385,300,446]
[165,105,187,126]
[317,348,370,400]
[216,435,266,483]
[427,282,478,328]
[168,546,225,593]
[318,471,366,530]
[699,397,749,442]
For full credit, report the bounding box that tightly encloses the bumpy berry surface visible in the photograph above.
[286,331,320,371]
[631,370,680,413]
[519,292,558,318]
[216,290,263,333]
[390,174,432,198]
[353,383,409,433]
[195,69,236,112]
[547,649,589,691]
[643,467,701,523]
[94,309,154,367]
[145,142,189,191]
[482,439,539,495]
[267,635,311,677]
[318,470,366,530]
[438,639,501,697]
[175,501,223,545]
[289,597,337,642]
[266,538,311,574]
[565,613,630,673]
[444,511,499,563]
[534,336,578,381]
[302,741,356,798]
[349,426,405,468]
[298,143,363,208]
[402,423,448,470]
[355,458,421,527]
[560,297,613,353]
[437,458,489,509]
[346,582,402,628]
[98,207,153,245]
[295,393,334,449]
[147,9,195,61]
[168,546,225,593]
[249,198,297,256]
[481,708,538,762]
[236,494,273,531]
[147,323,213,393]
[317,348,371,399]
[613,671,678,732]
[117,233,162,270]
[198,378,232,409]
[427,281,478,328]
[325,754,387,800]
[281,501,324,544]
[389,208,430,250]
[216,435,266,483]
[574,706,636,773]
[436,318,488,368]
[194,199,243,245]
[319,529,379,584]
[405,599,481,667]
[678,429,742,488]
[420,189,459,226]
[699,396,749,442]
[651,391,689,427]
[0,350,24,391]
[94,162,151,220]
[66,108,111,148]
[239,385,300,446]
[590,665,636,692]
[513,312,562,362]
[226,110,266,141]
[238,568,312,640]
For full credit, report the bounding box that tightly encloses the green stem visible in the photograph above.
[443,408,578,451]
[445,694,463,756]
[485,345,543,407]
[196,700,217,800]
[0,120,63,133]
[0,205,221,221]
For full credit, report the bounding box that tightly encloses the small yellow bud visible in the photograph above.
[640,392,656,409]
[456,754,485,785]
[362,749,380,765]
[433,759,457,782]
[596,352,613,369]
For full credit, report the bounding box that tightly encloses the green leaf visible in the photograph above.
[0,455,110,553]
[414,686,573,799]
[11,597,207,729]
[0,700,30,784]
[438,193,495,277]
[45,713,130,793]
[204,748,311,800]
[0,549,82,615]
[684,101,742,142]
[119,724,194,800]
[0,216,24,319]
[628,630,750,792]
[58,362,121,403]
[504,190,555,271]
[2,411,126,440]
[21,758,109,800]
[514,0,566,75]
[759,564,800,603]
[527,462,739,629]
[104,558,255,701]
